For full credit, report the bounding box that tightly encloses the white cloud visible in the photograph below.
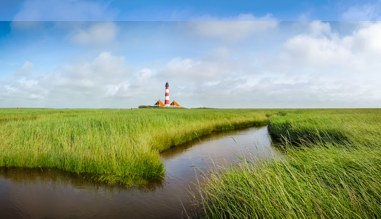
[284,22,381,66]
[1,52,129,107]
[71,22,118,44]
[50,52,128,94]
[15,61,34,77]
[2,21,381,108]
[190,13,278,41]
[0,61,48,102]
[308,20,332,36]
[162,49,239,83]
[135,68,154,85]
[344,22,381,56]
[342,1,381,21]
[13,0,116,21]
[283,35,351,67]
[160,21,381,107]
[256,21,381,106]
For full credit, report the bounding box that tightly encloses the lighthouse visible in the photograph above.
[165,82,170,106]
[148,82,181,108]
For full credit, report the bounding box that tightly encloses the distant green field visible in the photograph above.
[201,109,381,218]
[0,108,269,186]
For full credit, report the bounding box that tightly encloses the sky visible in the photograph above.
[0,0,381,108]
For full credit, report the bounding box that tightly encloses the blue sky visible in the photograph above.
[0,0,381,108]
[1,0,381,21]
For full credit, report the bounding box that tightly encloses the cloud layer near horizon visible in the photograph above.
[1,18,381,108]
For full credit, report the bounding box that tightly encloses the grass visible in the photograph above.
[3,108,380,216]
[200,109,381,218]
[0,108,269,186]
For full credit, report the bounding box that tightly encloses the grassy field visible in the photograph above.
[2,108,380,217]
[0,108,269,186]
[200,109,381,218]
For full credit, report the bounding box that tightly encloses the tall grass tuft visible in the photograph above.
[201,109,381,218]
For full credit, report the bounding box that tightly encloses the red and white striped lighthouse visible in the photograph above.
[165,82,170,106]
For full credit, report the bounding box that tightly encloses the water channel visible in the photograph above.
[0,126,278,218]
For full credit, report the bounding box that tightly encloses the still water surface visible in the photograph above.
[0,126,277,218]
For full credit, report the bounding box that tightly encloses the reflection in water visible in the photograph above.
[0,126,278,219]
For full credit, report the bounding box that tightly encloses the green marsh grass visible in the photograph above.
[201,109,381,218]
[0,108,269,186]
